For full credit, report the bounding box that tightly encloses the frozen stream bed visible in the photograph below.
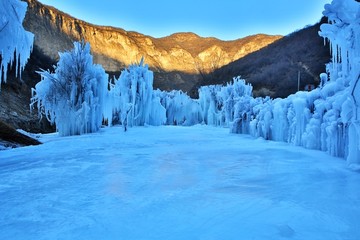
[1,125,360,239]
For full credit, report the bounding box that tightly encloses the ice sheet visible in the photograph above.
[0,125,359,239]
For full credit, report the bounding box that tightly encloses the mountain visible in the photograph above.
[0,0,329,135]
[192,18,331,98]
[23,0,281,93]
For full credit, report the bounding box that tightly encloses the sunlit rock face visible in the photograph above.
[23,0,281,92]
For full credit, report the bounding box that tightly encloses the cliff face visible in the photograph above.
[23,0,281,92]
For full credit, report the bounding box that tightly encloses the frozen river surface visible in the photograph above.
[1,125,360,239]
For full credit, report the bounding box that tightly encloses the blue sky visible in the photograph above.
[38,0,331,40]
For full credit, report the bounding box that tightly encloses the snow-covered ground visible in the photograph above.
[0,125,359,240]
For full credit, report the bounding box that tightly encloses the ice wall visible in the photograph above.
[320,0,360,167]
[0,0,34,88]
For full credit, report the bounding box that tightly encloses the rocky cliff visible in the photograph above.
[23,0,282,93]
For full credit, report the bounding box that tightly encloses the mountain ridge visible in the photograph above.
[24,0,282,92]
[190,18,330,98]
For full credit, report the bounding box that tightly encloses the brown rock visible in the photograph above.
[0,120,41,147]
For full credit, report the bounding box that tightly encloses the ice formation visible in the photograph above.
[29,0,360,167]
[198,77,253,127]
[31,42,108,136]
[195,0,360,166]
[319,0,360,167]
[155,89,201,126]
[0,0,34,88]
[108,58,166,129]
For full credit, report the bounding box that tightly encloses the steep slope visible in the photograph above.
[23,0,281,93]
[192,18,331,98]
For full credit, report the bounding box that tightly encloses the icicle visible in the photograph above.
[0,0,34,88]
